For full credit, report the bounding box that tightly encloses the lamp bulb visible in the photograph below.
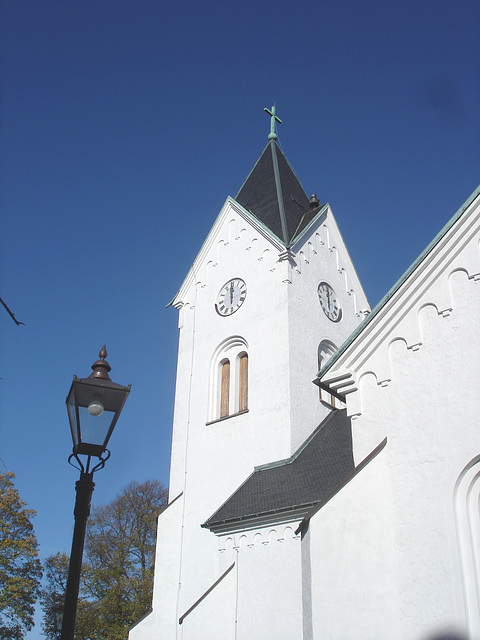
[88,401,104,417]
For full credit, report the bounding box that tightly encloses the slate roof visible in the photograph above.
[203,410,354,533]
[235,140,319,246]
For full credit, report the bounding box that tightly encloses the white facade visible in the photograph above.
[129,135,480,638]
[130,156,369,638]
[315,186,480,639]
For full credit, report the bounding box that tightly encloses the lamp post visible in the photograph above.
[61,346,130,640]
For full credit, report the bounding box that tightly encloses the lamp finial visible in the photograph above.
[89,345,112,380]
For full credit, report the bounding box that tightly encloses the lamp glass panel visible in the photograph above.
[74,383,126,413]
[77,405,115,448]
[54,610,63,633]
[66,389,79,446]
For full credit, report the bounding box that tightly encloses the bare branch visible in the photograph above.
[0,297,25,325]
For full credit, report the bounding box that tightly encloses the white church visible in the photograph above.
[130,109,480,640]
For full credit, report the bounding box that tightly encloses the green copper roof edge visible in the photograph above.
[254,410,340,471]
[270,139,289,244]
[289,203,329,247]
[165,197,239,309]
[204,502,317,530]
[318,184,480,380]
[202,466,258,526]
[165,196,288,309]
[276,139,311,211]
[204,410,343,526]
[233,197,288,247]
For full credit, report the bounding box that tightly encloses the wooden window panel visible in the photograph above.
[220,360,230,418]
[239,354,248,412]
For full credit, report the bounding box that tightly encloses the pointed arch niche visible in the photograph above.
[318,339,342,409]
[454,455,480,637]
[207,336,249,424]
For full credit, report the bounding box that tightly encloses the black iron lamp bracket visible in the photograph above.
[68,449,111,476]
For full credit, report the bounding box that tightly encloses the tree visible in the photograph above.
[42,479,168,640]
[0,470,42,639]
[39,552,68,640]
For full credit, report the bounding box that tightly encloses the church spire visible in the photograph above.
[235,106,319,246]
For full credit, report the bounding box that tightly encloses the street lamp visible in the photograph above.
[61,346,130,640]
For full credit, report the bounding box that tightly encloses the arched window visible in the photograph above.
[208,337,249,423]
[318,340,341,408]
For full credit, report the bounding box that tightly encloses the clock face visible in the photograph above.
[317,282,341,322]
[216,278,247,316]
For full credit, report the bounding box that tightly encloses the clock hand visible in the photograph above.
[230,282,234,305]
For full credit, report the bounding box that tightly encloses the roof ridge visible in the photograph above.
[254,409,344,471]
[270,140,289,243]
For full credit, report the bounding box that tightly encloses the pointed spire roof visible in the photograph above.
[235,107,321,246]
[235,139,316,246]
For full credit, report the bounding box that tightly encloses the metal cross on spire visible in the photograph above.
[264,105,282,140]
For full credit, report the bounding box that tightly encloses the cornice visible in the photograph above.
[170,197,286,308]
[290,205,370,314]
[319,188,480,410]
[204,504,311,535]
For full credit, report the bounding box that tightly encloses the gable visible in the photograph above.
[288,202,370,318]
[318,185,480,416]
[170,197,288,309]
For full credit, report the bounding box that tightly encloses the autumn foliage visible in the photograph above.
[0,470,42,639]
[41,479,168,640]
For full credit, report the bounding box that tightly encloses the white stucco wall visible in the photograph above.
[129,492,184,639]
[218,525,304,640]
[287,208,369,450]
[313,195,480,640]
[309,450,399,639]
[132,196,367,638]
[179,564,237,640]
[133,198,368,635]
[359,274,479,639]
[167,203,294,627]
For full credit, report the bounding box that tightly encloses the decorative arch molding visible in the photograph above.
[258,248,271,262]
[211,336,248,361]
[318,339,337,363]
[322,263,480,418]
[217,525,301,552]
[454,455,480,638]
[207,336,249,423]
[318,340,341,408]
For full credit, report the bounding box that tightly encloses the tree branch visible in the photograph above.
[0,297,25,326]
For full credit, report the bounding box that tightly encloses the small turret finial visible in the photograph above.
[264,105,282,140]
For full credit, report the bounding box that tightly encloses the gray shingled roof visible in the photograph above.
[235,140,319,246]
[203,410,354,533]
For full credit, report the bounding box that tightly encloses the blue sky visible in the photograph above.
[1,1,479,636]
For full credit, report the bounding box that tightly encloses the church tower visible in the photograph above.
[130,108,369,639]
